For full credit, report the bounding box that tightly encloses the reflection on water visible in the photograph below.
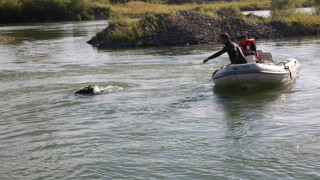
[213,84,293,138]
[1,21,320,179]
[1,21,108,41]
[213,84,294,138]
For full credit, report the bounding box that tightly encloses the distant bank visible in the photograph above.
[0,0,110,23]
[88,10,320,48]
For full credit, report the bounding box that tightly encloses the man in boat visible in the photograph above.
[238,34,258,57]
[203,33,247,64]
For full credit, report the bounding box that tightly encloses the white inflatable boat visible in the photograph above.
[212,51,300,87]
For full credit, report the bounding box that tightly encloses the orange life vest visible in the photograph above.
[239,39,259,57]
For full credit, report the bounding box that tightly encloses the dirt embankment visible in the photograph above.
[88,10,320,48]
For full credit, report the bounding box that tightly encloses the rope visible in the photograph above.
[233,68,244,88]
[283,64,292,80]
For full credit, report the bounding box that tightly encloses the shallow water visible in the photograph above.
[1,21,320,179]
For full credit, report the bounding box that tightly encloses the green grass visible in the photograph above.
[271,12,320,27]
[0,0,111,23]
[95,13,172,43]
[109,1,269,18]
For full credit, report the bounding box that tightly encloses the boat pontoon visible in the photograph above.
[212,51,300,88]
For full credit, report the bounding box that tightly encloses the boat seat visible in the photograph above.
[245,55,257,63]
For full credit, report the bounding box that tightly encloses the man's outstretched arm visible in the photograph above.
[203,47,226,63]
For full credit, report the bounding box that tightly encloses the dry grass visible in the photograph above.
[0,0,312,23]
[94,13,169,43]
[273,12,320,27]
[108,0,312,18]
[109,1,271,18]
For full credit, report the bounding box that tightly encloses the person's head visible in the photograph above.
[220,33,230,44]
[239,34,248,45]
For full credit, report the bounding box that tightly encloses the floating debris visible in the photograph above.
[0,36,15,44]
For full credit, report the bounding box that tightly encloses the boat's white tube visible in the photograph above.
[212,58,299,87]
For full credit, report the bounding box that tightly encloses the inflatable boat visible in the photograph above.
[212,51,300,87]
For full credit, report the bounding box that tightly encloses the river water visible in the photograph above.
[1,20,320,179]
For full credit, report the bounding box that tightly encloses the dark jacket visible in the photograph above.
[208,41,247,64]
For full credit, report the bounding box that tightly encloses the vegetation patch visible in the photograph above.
[0,0,111,23]
[89,13,173,46]
[89,0,320,48]
[88,10,280,48]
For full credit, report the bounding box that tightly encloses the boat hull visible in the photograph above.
[212,58,299,87]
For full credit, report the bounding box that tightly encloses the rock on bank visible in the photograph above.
[88,10,319,48]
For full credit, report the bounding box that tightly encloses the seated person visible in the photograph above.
[238,34,258,57]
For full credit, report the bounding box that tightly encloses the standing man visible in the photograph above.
[203,33,247,64]
[238,34,258,57]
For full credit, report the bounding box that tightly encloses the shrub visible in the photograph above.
[271,0,296,18]
[94,13,169,43]
[91,2,111,17]
[315,0,320,14]
[21,0,69,21]
[0,0,23,23]
[0,0,111,23]
[220,6,244,18]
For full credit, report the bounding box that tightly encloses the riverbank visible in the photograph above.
[0,0,311,24]
[88,10,320,48]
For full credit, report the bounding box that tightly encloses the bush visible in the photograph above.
[315,0,320,14]
[93,13,168,43]
[0,0,23,23]
[21,0,68,21]
[271,0,296,18]
[107,15,159,42]
[0,0,111,23]
[220,6,244,18]
[91,2,111,17]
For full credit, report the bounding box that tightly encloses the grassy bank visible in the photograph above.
[106,0,320,41]
[93,13,172,44]
[0,0,311,23]
[270,12,320,28]
[89,0,320,47]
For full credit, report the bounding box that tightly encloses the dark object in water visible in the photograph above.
[75,85,95,95]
